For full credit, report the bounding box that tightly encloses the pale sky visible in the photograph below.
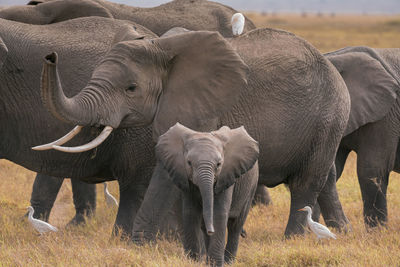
[1,0,399,14]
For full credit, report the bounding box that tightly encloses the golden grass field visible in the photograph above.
[1,13,400,266]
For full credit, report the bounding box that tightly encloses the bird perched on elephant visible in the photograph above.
[0,0,255,37]
[2,0,257,226]
[155,123,259,266]
[325,47,400,228]
[0,17,164,237]
[36,25,350,239]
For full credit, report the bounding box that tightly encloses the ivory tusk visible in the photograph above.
[52,126,113,153]
[32,125,83,151]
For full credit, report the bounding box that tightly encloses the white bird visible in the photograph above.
[27,206,58,234]
[104,183,118,208]
[298,206,336,240]
[231,13,245,36]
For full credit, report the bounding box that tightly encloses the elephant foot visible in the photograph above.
[364,213,387,229]
[67,213,86,226]
[132,230,157,245]
[324,216,351,233]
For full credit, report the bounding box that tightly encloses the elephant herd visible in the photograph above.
[0,0,399,266]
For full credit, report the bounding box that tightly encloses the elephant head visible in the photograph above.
[0,0,113,24]
[155,123,259,235]
[35,30,249,152]
[325,46,400,135]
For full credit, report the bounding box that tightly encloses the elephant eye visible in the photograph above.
[126,83,137,93]
[187,160,192,166]
[216,162,221,168]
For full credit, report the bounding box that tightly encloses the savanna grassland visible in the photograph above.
[1,13,400,266]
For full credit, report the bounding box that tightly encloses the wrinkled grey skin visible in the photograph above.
[325,47,400,228]
[0,17,159,236]
[39,25,351,238]
[6,0,257,225]
[0,0,255,37]
[156,123,259,266]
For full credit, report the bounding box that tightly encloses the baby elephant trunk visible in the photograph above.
[196,163,215,236]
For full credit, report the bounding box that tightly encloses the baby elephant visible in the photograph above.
[156,123,259,266]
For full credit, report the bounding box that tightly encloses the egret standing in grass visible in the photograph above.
[103,183,118,208]
[298,206,336,240]
[27,206,58,234]
[231,13,245,36]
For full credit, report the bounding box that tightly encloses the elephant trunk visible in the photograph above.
[195,162,215,236]
[41,52,98,126]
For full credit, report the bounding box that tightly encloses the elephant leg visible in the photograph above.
[159,192,183,240]
[311,203,321,223]
[67,179,96,226]
[251,185,271,206]
[225,193,253,264]
[132,164,181,243]
[358,172,389,227]
[112,177,149,238]
[317,164,350,231]
[284,176,324,236]
[182,192,204,261]
[335,147,351,181]
[30,173,64,221]
[355,127,398,228]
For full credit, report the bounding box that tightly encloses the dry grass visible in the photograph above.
[247,13,400,52]
[1,14,400,266]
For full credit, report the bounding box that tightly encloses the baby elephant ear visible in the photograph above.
[152,31,249,136]
[0,37,8,71]
[155,123,197,192]
[212,126,259,194]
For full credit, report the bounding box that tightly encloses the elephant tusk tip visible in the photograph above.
[207,230,215,236]
[32,144,53,151]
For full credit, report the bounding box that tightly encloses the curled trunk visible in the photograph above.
[41,52,97,126]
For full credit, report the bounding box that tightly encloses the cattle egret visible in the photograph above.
[231,13,245,36]
[27,206,58,234]
[298,206,336,240]
[104,183,118,208]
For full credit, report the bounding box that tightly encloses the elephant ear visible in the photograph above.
[0,37,8,71]
[212,126,259,194]
[327,49,400,135]
[155,123,197,192]
[152,31,249,137]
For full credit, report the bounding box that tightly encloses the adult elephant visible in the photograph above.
[0,0,255,37]
[36,27,351,237]
[0,17,167,236]
[1,0,257,224]
[325,47,400,228]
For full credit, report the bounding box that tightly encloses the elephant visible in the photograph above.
[1,0,257,225]
[324,46,400,228]
[0,17,166,237]
[155,123,259,266]
[36,26,351,238]
[0,0,255,37]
